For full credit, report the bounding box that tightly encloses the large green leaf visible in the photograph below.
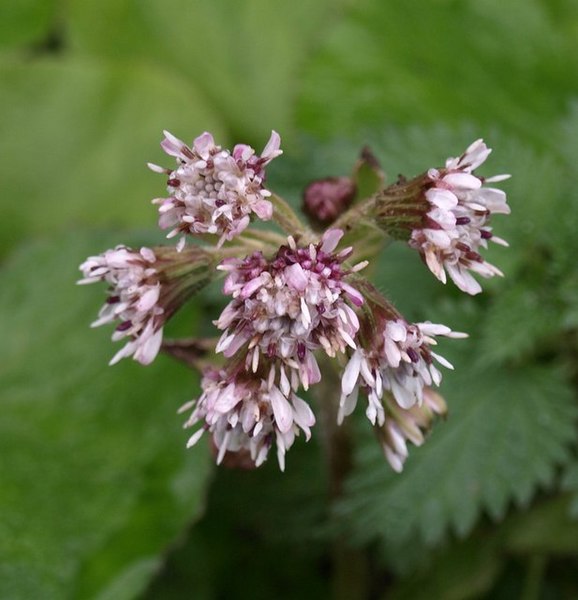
[503,496,578,556]
[0,0,58,50]
[388,535,502,600]
[66,0,353,141]
[145,437,330,600]
[0,57,224,258]
[336,359,577,551]
[0,233,211,599]
[296,0,578,142]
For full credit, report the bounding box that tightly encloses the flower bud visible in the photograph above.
[302,177,356,226]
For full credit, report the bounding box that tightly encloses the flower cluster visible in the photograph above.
[79,246,163,365]
[182,229,366,469]
[377,388,447,472]
[79,131,510,472]
[376,139,510,294]
[79,245,212,365]
[149,130,282,250]
[215,229,364,386]
[180,367,315,471]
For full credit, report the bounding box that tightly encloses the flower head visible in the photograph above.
[180,366,315,471]
[79,245,212,365]
[214,229,365,390]
[338,283,466,425]
[377,388,447,472]
[149,130,282,250]
[376,139,510,294]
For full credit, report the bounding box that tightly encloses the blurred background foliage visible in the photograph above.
[2,0,578,598]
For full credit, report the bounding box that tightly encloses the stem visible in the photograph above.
[313,356,369,600]
[270,193,309,238]
[236,228,288,252]
[315,357,354,500]
[522,555,546,600]
[332,194,378,232]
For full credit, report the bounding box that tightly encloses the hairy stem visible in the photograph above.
[270,193,310,238]
[314,356,369,600]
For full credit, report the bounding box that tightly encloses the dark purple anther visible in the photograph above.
[466,251,483,262]
[297,342,306,362]
[424,216,443,230]
[455,216,471,225]
[456,242,471,253]
[406,347,420,363]
[106,295,120,304]
[167,178,180,187]
[480,229,493,239]
[116,320,132,332]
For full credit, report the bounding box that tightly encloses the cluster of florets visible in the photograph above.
[79,131,510,472]
[148,130,282,250]
[79,246,164,365]
[215,230,365,386]
[378,139,510,294]
[179,366,315,471]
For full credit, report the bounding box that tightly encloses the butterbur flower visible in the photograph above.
[214,229,366,391]
[180,367,315,470]
[338,283,466,425]
[78,126,510,475]
[149,130,282,250]
[79,245,213,365]
[376,388,447,472]
[376,139,510,294]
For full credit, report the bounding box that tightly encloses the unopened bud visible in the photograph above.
[302,177,356,226]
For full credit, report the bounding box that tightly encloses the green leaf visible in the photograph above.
[562,463,578,518]
[296,0,578,143]
[388,535,502,600]
[0,57,225,258]
[478,282,563,366]
[0,232,211,599]
[0,0,58,50]
[145,438,331,600]
[503,496,578,556]
[66,0,353,141]
[336,361,577,551]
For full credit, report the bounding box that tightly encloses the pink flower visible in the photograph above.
[376,389,447,472]
[79,245,212,365]
[376,139,510,295]
[149,130,282,250]
[339,319,465,424]
[410,140,510,294]
[180,367,315,471]
[214,229,365,391]
[78,246,164,365]
[337,282,466,428]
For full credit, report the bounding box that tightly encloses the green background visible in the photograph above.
[2,0,578,598]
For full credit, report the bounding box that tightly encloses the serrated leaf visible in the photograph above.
[297,0,578,142]
[0,57,224,258]
[478,283,563,365]
[336,362,577,551]
[0,233,211,600]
